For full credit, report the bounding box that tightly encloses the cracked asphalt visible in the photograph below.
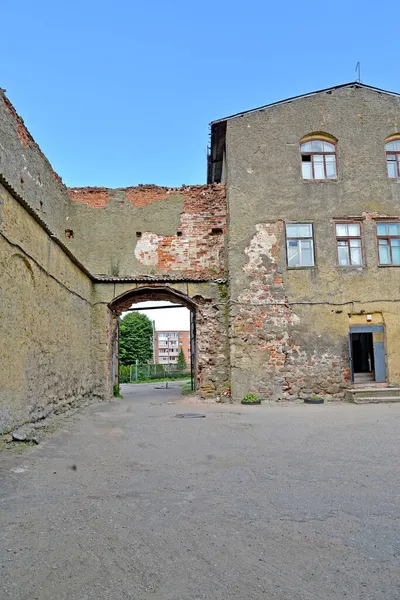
[1,383,400,600]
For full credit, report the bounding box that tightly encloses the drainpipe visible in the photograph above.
[152,320,156,365]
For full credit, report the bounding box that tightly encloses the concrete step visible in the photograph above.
[354,374,374,382]
[346,387,400,403]
[352,396,400,404]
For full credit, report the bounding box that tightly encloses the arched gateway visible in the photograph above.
[102,282,230,398]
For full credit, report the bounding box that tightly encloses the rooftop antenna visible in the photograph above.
[355,62,361,83]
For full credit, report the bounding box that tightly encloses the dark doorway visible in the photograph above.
[349,325,387,384]
[351,332,375,383]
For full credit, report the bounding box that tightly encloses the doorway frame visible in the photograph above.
[348,325,386,384]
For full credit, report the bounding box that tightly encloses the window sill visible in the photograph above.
[286,266,316,270]
[335,265,364,269]
[302,179,338,183]
[377,264,400,267]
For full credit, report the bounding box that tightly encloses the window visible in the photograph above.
[301,138,337,180]
[377,222,400,265]
[385,138,400,179]
[286,223,314,267]
[335,223,362,266]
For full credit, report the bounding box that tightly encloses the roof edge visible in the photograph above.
[210,82,400,125]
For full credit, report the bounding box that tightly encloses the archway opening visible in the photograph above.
[109,287,197,392]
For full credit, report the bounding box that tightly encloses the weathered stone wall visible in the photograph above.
[65,183,230,398]
[0,90,230,428]
[225,85,400,400]
[66,184,226,279]
[0,182,101,433]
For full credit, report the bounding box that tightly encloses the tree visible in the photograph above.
[177,348,187,371]
[119,313,153,366]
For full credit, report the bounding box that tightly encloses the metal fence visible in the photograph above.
[119,362,190,383]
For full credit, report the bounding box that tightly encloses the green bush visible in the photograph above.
[241,393,261,404]
[119,365,131,383]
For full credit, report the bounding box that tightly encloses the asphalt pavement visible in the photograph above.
[1,382,400,600]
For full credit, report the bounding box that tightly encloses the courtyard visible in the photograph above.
[1,384,399,599]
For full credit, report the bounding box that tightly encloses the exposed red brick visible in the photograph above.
[68,187,109,208]
[125,186,171,207]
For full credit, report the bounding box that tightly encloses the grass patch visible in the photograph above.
[181,381,194,396]
[5,440,37,454]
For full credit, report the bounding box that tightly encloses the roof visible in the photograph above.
[207,81,400,183]
[94,275,227,284]
[210,82,400,125]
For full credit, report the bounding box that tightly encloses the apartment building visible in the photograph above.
[155,331,191,367]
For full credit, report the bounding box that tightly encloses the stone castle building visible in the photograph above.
[1,82,400,433]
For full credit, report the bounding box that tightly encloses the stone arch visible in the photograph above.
[108,286,198,391]
[109,285,196,313]
[103,282,230,399]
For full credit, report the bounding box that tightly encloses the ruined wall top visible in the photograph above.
[0,91,70,236]
[0,91,227,282]
[66,183,227,280]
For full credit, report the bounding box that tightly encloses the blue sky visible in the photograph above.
[1,1,398,188]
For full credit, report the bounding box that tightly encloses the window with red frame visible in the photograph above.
[377,222,400,265]
[335,223,363,266]
[385,139,400,178]
[301,139,337,180]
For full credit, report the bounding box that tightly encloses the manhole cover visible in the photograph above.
[174,413,206,419]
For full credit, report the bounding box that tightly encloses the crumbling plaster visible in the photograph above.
[66,184,226,279]
[226,85,400,400]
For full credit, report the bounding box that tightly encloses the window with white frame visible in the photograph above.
[377,222,400,265]
[286,223,314,267]
[335,223,363,266]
